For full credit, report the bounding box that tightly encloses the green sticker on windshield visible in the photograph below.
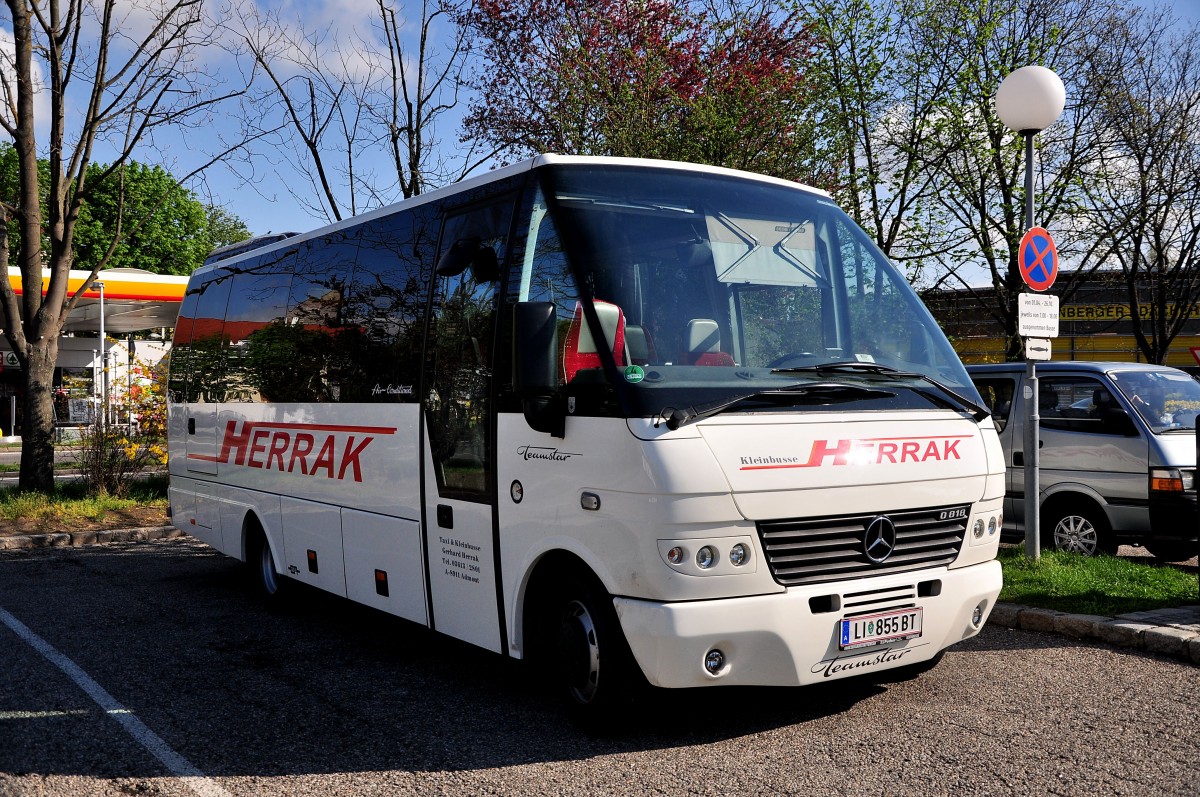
[624,365,645,384]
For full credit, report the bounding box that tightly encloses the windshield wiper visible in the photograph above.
[657,382,895,430]
[771,361,990,422]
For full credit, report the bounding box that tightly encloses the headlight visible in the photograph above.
[659,536,756,575]
[1151,468,1188,492]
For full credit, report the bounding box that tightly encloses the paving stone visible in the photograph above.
[1095,620,1155,649]
[1053,613,1109,640]
[1188,637,1200,666]
[1142,626,1195,658]
[988,603,1022,627]
[1017,607,1063,632]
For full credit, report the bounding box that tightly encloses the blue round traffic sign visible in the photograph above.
[1019,227,1058,292]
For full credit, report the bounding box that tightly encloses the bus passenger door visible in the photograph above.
[421,198,513,654]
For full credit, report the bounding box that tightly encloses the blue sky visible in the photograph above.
[4,0,1199,244]
[200,0,1200,240]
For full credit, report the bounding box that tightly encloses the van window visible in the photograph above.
[974,377,1016,431]
[1109,369,1200,432]
[1040,376,1126,435]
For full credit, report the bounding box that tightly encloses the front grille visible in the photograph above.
[756,504,969,586]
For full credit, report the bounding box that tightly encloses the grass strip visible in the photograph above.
[0,474,168,525]
[998,547,1198,615]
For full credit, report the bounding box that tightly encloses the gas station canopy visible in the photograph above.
[12,268,187,334]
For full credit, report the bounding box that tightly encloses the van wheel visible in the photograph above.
[1043,503,1115,556]
[548,576,644,731]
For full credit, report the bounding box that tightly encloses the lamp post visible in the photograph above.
[94,280,107,429]
[995,65,1065,561]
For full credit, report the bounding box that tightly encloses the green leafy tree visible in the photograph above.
[0,147,251,275]
[205,206,253,253]
[73,162,214,275]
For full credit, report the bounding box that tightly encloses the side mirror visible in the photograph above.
[513,301,564,437]
[436,236,483,277]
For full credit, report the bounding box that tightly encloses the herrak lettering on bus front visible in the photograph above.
[739,435,970,470]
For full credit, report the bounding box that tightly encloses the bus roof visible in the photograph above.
[190,155,832,278]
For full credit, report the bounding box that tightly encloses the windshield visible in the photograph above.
[527,164,978,419]
[1109,369,1200,433]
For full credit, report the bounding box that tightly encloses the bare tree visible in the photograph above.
[231,0,485,223]
[1079,8,1200,363]
[905,0,1126,359]
[0,0,243,491]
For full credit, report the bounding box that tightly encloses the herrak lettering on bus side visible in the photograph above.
[195,421,398,482]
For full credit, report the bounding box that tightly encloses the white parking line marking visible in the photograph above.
[0,606,233,797]
[0,709,90,720]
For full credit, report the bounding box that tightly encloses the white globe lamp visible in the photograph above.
[995,65,1066,134]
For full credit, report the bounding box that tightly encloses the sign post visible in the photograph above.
[1018,228,1059,561]
[997,64,1065,561]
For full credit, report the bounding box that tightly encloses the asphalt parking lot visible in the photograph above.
[1,538,1198,797]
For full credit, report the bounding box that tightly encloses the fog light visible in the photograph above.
[704,649,726,674]
[696,546,716,569]
[972,601,987,628]
[988,516,997,536]
[973,519,985,539]
[729,543,749,566]
[667,546,685,565]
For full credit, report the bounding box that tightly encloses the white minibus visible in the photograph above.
[168,155,1005,724]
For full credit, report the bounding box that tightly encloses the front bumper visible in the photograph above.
[1148,491,1198,543]
[614,559,1002,688]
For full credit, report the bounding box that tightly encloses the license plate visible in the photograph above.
[839,607,923,650]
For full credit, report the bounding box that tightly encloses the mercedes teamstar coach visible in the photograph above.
[167,155,1005,724]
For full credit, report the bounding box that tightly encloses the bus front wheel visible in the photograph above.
[550,578,643,730]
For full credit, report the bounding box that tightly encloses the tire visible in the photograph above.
[1042,501,1115,556]
[247,526,290,603]
[547,576,645,731]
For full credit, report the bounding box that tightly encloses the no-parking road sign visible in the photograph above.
[1019,227,1058,292]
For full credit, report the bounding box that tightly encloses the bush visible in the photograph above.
[74,424,166,498]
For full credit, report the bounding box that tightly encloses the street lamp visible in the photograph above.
[94,280,107,429]
[995,65,1065,561]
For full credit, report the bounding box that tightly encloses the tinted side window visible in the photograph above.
[168,288,198,403]
[190,274,233,403]
[244,232,359,402]
[341,205,438,402]
[224,253,293,402]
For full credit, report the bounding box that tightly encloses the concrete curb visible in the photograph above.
[989,601,1200,666]
[0,525,183,550]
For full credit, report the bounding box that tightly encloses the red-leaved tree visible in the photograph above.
[460,0,826,183]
